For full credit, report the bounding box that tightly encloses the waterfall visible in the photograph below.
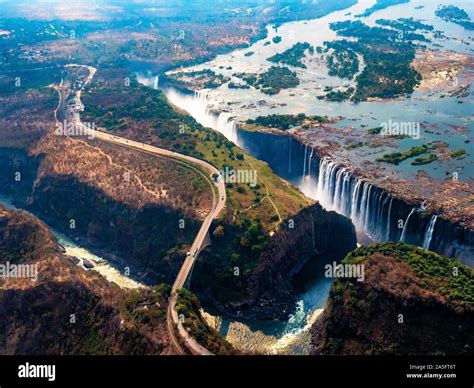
[307,148,314,177]
[350,179,363,222]
[333,169,343,212]
[363,184,373,231]
[314,156,466,258]
[386,196,394,241]
[377,193,389,241]
[302,144,308,180]
[422,215,438,250]
[288,137,292,173]
[340,170,351,215]
[162,87,239,144]
[358,182,370,228]
[152,75,159,90]
[316,157,397,242]
[400,208,416,242]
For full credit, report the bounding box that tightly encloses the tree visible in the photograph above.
[213,225,224,238]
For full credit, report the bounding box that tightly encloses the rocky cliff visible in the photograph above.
[0,136,211,285]
[236,127,474,265]
[0,207,175,355]
[193,203,357,320]
[311,242,474,355]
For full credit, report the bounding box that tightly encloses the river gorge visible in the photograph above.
[132,0,474,354]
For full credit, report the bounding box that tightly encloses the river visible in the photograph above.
[0,194,144,290]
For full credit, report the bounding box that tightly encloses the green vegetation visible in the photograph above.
[376,18,434,33]
[376,145,428,165]
[435,5,474,30]
[367,127,383,135]
[228,82,250,89]
[318,242,474,355]
[267,42,312,68]
[411,154,438,166]
[272,36,282,44]
[450,149,467,160]
[122,284,170,325]
[244,51,255,57]
[345,242,474,307]
[83,76,205,157]
[236,66,300,94]
[377,144,468,165]
[175,288,237,354]
[167,69,230,89]
[356,0,409,17]
[324,41,359,79]
[328,20,422,101]
[319,87,354,102]
[246,113,329,130]
[346,141,364,150]
[0,67,64,95]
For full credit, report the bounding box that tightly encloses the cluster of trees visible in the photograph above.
[327,20,423,101]
[344,242,474,306]
[324,42,359,79]
[83,76,207,159]
[228,81,250,89]
[435,5,474,30]
[376,145,428,165]
[175,288,237,354]
[411,154,438,166]
[320,87,354,102]
[376,17,434,32]
[241,66,300,95]
[122,285,170,325]
[356,0,409,17]
[246,113,328,130]
[267,42,313,68]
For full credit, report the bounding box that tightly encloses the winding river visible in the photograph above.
[0,194,144,290]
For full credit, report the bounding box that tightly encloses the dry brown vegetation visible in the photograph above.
[0,207,175,355]
[312,243,474,355]
[34,133,212,216]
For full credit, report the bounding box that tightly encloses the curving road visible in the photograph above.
[56,64,226,355]
[91,131,224,355]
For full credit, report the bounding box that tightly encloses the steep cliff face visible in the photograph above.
[237,127,474,265]
[193,203,357,320]
[0,147,42,200]
[311,242,474,355]
[0,134,211,284]
[1,74,360,329]
[0,281,171,355]
[0,207,175,355]
[29,175,199,285]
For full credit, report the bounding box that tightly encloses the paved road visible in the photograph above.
[56,64,226,355]
[91,131,224,356]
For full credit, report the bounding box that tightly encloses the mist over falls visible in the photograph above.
[162,86,239,145]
